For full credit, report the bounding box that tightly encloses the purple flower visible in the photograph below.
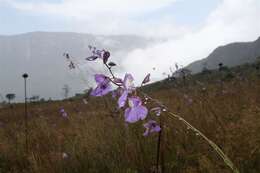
[118,90,128,107]
[123,73,135,91]
[143,120,161,136]
[111,87,123,98]
[111,90,117,98]
[91,74,112,96]
[60,108,68,118]
[118,73,135,108]
[124,96,148,123]
[86,46,109,61]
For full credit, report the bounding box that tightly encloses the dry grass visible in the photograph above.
[0,65,260,173]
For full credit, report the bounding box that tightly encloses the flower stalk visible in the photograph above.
[141,92,240,173]
[65,47,240,173]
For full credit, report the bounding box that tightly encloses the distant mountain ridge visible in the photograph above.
[186,37,260,73]
[0,32,154,101]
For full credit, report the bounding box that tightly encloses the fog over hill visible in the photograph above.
[1,32,260,102]
[0,32,155,101]
[186,37,260,73]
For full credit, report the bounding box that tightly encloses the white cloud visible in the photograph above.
[7,0,176,17]
[120,0,260,83]
[3,0,260,85]
[5,0,185,37]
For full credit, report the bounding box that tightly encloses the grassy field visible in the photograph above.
[0,64,260,173]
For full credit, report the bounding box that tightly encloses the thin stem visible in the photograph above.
[102,59,239,172]
[156,115,165,173]
[24,78,28,154]
[156,123,162,173]
[73,50,239,172]
[160,117,165,173]
[103,62,123,87]
[105,63,116,79]
[141,92,240,173]
[107,77,122,87]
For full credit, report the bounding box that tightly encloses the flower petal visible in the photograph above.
[90,83,112,96]
[143,120,161,136]
[124,105,148,123]
[128,96,142,107]
[143,129,150,136]
[136,105,148,120]
[151,125,161,133]
[124,108,138,123]
[94,74,106,84]
[118,90,128,108]
[123,73,135,90]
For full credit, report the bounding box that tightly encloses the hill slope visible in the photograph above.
[186,37,260,73]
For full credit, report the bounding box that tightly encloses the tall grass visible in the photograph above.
[0,64,260,172]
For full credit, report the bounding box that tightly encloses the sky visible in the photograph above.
[0,0,221,36]
[1,0,260,87]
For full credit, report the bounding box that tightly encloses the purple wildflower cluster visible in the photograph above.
[86,46,161,136]
[63,47,239,173]
[60,108,68,118]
